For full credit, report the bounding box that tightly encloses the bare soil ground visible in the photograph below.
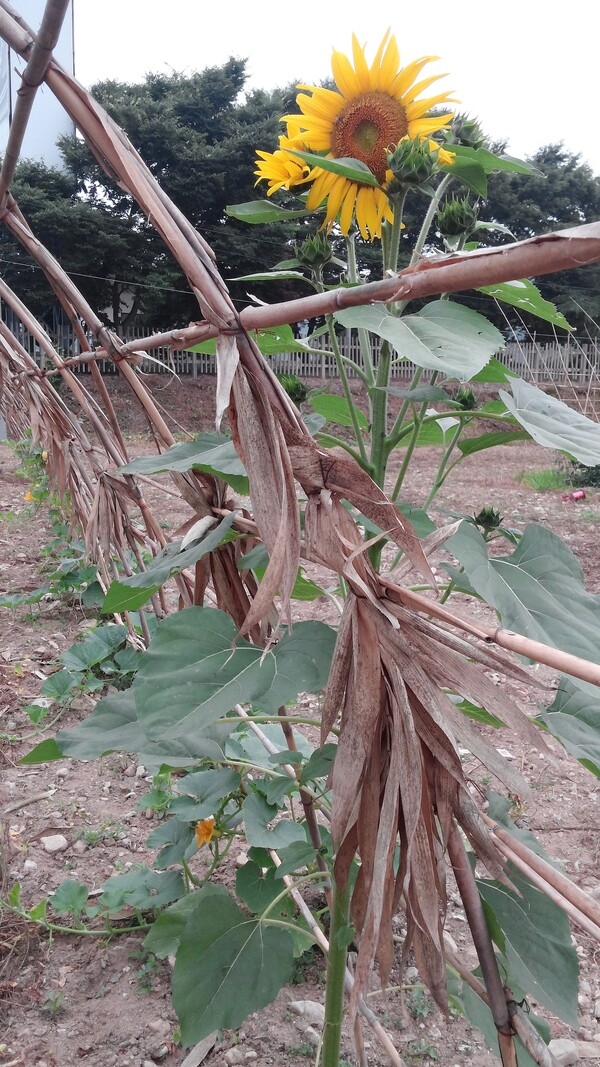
[1,374,600,1067]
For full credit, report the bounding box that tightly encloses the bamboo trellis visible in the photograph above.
[2,5,600,1066]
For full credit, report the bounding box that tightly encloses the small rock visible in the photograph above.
[56,767,69,779]
[405,966,419,981]
[224,1049,245,1065]
[124,764,136,777]
[548,1038,578,1066]
[149,1045,169,1061]
[302,1027,320,1048]
[72,839,87,854]
[41,834,69,853]
[147,1019,170,1036]
[244,1053,257,1062]
[594,999,600,1020]
[288,1000,326,1027]
[136,765,147,778]
[23,858,38,872]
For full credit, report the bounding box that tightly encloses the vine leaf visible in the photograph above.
[171,884,295,1046]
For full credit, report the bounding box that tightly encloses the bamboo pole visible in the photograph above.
[0,0,71,205]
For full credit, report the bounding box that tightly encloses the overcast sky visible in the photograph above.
[71,0,600,177]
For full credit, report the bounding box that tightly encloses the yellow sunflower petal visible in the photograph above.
[373,32,401,93]
[391,56,440,100]
[409,113,455,138]
[315,172,340,221]
[405,72,449,102]
[339,181,358,235]
[331,46,363,99]
[434,145,456,167]
[306,167,336,211]
[350,34,372,94]
[355,185,376,239]
[405,92,456,123]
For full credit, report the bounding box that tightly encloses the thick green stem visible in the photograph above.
[394,173,454,315]
[322,877,352,1067]
[382,196,406,276]
[409,173,454,268]
[369,338,393,487]
[345,235,375,386]
[325,312,370,469]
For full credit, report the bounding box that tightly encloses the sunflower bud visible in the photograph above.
[454,386,477,410]
[450,113,487,150]
[474,506,502,533]
[436,196,479,241]
[296,232,333,271]
[386,137,438,195]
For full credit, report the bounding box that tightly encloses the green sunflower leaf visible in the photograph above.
[288,150,380,187]
[101,512,237,614]
[478,278,573,330]
[226,200,312,223]
[133,608,274,742]
[118,433,248,493]
[477,864,579,1026]
[335,300,504,381]
[500,378,600,464]
[309,393,369,429]
[231,270,309,282]
[457,430,531,457]
[447,521,600,666]
[538,678,600,778]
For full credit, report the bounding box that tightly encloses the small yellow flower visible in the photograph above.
[195,817,215,847]
[41,450,48,463]
[24,491,34,502]
[254,133,313,196]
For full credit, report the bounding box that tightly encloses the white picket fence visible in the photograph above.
[11,323,600,386]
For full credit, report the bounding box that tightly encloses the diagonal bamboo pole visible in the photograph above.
[0,0,71,205]
[448,825,518,1067]
[482,814,600,938]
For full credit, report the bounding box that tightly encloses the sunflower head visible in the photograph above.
[256,30,456,239]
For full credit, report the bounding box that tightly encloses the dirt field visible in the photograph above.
[1,374,600,1067]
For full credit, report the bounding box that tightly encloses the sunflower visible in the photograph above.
[254,133,313,197]
[274,31,455,239]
